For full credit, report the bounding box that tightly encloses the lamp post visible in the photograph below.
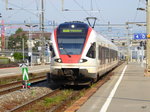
[146,0,150,74]
[139,0,150,74]
[126,24,130,64]
[137,8,147,11]
[25,24,38,66]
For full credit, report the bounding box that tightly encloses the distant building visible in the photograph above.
[11,31,51,40]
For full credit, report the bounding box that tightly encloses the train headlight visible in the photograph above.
[79,59,87,63]
[54,58,62,63]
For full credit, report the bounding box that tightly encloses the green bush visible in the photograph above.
[13,52,23,62]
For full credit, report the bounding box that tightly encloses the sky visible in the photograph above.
[0,0,147,36]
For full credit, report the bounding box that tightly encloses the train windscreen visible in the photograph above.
[57,26,88,55]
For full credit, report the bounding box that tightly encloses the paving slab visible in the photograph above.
[77,62,150,112]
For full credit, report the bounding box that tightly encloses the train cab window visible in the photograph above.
[86,42,96,58]
[50,45,56,57]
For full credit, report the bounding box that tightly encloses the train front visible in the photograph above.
[49,22,97,85]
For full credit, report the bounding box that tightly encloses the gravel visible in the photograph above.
[0,86,52,112]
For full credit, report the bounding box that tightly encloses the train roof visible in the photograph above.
[58,21,89,29]
[95,31,118,51]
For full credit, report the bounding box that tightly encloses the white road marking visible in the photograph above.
[0,73,16,76]
[30,68,49,72]
[0,68,48,73]
[0,68,49,77]
[0,68,17,71]
[0,69,6,71]
[99,65,127,112]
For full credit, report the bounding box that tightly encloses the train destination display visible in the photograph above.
[61,29,83,33]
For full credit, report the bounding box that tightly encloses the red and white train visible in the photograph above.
[48,21,119,85]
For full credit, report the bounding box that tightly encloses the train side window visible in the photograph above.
[116,52,118,60]
[113,50,115,61]
[109,49,111,62]
[108,49,110,63]
[50,45,56,57]
[98,46,101,60]
[101,47,105,64]
[112,50,116,61]
[115,51,118,60]
[104,47,106,64]
[100,46,103,64]
[86,42,96,59]
[99,46,102,65]
[103,47,105,64]
[110,49,113,62]
[105,48,109,63]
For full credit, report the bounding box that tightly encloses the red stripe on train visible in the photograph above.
[60,55,81,63]
[81,27,92,55]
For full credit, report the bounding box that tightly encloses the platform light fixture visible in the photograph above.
[25,24,38,66]
[137,8,147,11]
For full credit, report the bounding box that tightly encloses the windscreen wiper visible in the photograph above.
[60,42,71,57]
[60,47,71,57]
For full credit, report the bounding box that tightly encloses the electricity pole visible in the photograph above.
[40,0,45,64]
[146,0,150,74]
[126,24,130,64]
[22,38,25,61]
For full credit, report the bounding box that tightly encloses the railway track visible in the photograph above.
[9,89,61,112]
[9,87,83,112]
[7,71,112,112]
[0,76,46,96]
[2,61,124,112]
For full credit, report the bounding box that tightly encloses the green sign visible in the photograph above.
[62,29,83,33]
[22,67,29,80]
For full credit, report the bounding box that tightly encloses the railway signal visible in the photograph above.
[20,63,29,89]
[22,67,29,81]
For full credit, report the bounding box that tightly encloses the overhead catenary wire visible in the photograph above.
[35,0,39,11]
[73,0,92,17]
[1,0,51,24]
[133,0,141,22]
[94,0,107,23]
[140,0,147,5]
[46,0,68,22]
[90,0,93,11]
[2,0,39,18]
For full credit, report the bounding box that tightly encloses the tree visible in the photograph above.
[33,41,40,52]
[8,28,28,50]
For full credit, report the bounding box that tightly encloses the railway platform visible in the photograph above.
[77,62,150,112]
[0,65,50,78]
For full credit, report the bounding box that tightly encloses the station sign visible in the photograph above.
[134,33,147,40]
